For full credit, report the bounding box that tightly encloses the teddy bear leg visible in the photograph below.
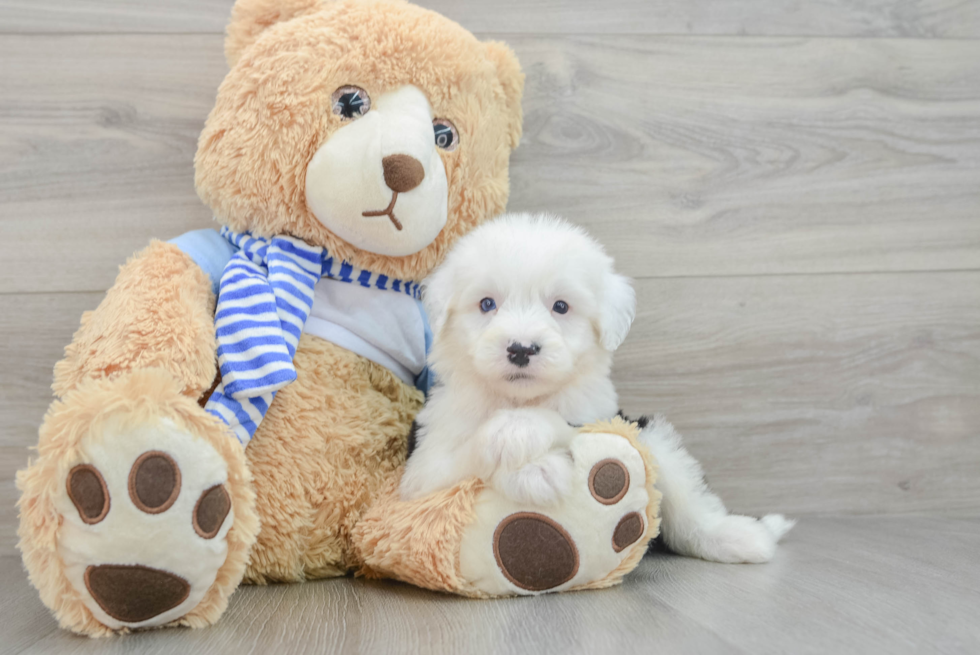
[18,241,258,635]
[52,239,220,401]
[636,415,795,564]
[17,369,258,636]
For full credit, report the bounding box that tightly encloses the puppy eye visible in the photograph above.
[331,85,371,120]
[479,297,496,313]
[552,300,569,314]
[433,119,459,151]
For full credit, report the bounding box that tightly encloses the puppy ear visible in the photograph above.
[598,271,636,351]
[421,260,456,338]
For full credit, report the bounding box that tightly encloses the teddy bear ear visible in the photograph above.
[483,41,525,150]
[225,0,326,67]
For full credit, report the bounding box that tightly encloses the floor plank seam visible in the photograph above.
[4,266,979,298]
[1,31,979,42]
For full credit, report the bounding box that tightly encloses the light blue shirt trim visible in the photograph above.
[168,228,237,295]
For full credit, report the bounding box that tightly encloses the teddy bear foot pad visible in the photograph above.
[58,416,234,629]
[461,429,654,595]
[489,471,646,592]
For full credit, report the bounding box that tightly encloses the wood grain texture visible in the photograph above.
[615,273,980,516]
[423,0,980,37]
[3,34,980,293]
[508,35,980,278]
[1,0,978,37]
[0,35,227,294]
[3,517,978,654]
[0,0,234,34]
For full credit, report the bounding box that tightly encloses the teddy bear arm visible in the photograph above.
[53,240,218,401]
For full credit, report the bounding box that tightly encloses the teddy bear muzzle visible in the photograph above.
[305,85,449,257]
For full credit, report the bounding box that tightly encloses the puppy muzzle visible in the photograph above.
[506,342,541,368]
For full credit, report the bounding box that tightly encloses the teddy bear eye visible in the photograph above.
[479,297,496,313]
[331,85,371,120]
[433,119,459,151]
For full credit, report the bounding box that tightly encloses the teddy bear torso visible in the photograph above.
[241,332,423,583]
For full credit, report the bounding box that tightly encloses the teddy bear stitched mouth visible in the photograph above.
[362,192,404,231]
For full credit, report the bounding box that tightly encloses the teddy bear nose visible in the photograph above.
[382,154,425,193]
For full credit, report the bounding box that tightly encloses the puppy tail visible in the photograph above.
[635,414,795,564]
[760,514,796,542]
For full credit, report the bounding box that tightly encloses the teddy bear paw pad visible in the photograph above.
[56,417,233,630]
[493,512,579,591]
[84,564,191,624]
[460,430,652,595]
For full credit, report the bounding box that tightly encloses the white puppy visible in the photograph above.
[400,213,793,563]
[400,213,630,506]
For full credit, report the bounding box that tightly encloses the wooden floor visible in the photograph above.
[1,0,978,652]
[2,517,978,654]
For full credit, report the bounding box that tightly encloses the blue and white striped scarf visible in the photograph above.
[205,227,421,445]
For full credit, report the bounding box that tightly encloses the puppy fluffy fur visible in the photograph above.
[400,213,634,505]
[401,212,795,563]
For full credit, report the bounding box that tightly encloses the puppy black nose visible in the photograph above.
[506,342,541,368]
[382,154,425,193]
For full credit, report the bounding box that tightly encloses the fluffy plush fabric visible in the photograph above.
[196,0,524,282]
[17,0,531,636]
[353,477,486,594]
[17,368,257,637]
[53,241,217,400]
[243,334,423,582]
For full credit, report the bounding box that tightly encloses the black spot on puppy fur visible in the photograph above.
[616,410,649,429]
[405,420,420,459]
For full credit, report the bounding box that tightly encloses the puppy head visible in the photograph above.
[424,213,635,401]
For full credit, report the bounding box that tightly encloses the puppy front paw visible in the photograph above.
[481,408,568,472]
[495,449,573,507]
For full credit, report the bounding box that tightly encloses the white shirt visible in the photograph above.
[303,277,429,387]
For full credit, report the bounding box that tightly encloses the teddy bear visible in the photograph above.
[16,0,660,637]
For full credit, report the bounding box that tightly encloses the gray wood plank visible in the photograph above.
[0,557,60,655]
[0,0,234,34]
[508,35,980,278]
[3,34,980,293]
[1,0,978,38]
[0,35,226,294]
[2,271,977,523]
[616,272,980,517]
[0,293,99,447]
[423,0,980,37]
[633,516,980,655]
[3,518,978,654]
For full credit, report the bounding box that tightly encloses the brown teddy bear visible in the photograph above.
[17,0,659,637]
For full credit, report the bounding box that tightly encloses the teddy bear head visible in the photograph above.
[195,0,524,281]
